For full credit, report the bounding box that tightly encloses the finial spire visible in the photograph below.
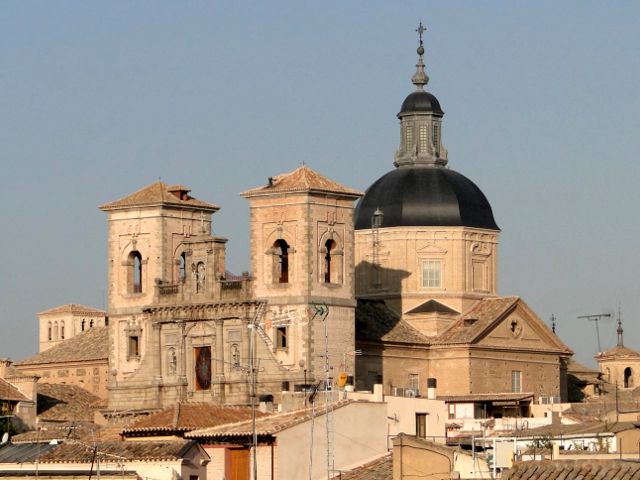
[411,22,429,90]
[617,304,624,346]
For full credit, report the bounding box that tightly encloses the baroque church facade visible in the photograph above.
[63,37,572,412]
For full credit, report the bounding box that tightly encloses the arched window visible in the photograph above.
[89,319,94,328]
[47,322,52,341]
[178,252,187,283]
[196,262,206,293]
[53,322,59,341]
[624,367,633,388]
[60,321,65,340]
[274,240,289,284]
[81,319,85,332]
[324,239,336,283]
[128,251,143,293]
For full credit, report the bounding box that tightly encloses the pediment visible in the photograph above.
[416,243,447,255]
[476,300,571,353]
[405,299,459,315]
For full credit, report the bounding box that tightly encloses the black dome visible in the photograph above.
[354,166,499,230]
[399,91,444,117]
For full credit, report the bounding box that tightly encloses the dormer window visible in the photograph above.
[167,185,191,201]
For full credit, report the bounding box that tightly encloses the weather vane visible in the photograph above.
[416,21,426,46]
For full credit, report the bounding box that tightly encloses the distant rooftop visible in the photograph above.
[16,327,108,365]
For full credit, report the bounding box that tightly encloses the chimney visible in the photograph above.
[0,358,12,378]
[427,378,437,399]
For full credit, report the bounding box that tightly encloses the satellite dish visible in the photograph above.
[1,432,9,444]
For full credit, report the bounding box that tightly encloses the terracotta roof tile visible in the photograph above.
[241,166,362,198]
[38,304,105,316]
[356,300,430,344]
[123,402,260,435]
[433,296,519,345]
[503,460,640,480]
[597,344,640,359]
[37,439,197,463]
[16,327,108,365]
[100,181,219,211]
[37,383,105,423]
[186,401,353,438]
[0,377,28,402]
[332,453,392,480]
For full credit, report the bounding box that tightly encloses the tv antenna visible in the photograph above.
[577,313,611,353]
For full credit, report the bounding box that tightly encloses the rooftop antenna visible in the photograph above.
[577,313,611,353]
[550,314,556,334]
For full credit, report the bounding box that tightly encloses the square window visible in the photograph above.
[422,260,442,288]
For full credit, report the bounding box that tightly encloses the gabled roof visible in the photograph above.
[16,327,108,365]
[241,166,362,199]
[434,296,519,344]
[503,460,640,480]
[356,300,430,345]
[186,401,353,439]
[37,383,105,422]
[122,402,260,436]
[0,377,28,402]
[405,299,458,315]
[331,453,392,480]
[100,181,219,212]
[433,296,573,354]
[38,304,105,316]
[36,439,199,463]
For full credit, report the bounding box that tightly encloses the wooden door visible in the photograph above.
[225,447,250,480]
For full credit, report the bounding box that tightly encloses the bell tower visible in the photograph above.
[242,166,362,382]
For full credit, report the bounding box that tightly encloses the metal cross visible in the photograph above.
[416,21,426,46]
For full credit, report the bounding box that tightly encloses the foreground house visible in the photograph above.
[0,439,208,479]
[186,400,388,480]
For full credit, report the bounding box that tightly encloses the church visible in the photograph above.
[31,34,573,413]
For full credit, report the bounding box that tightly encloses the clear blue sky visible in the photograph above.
[1,2,639,367]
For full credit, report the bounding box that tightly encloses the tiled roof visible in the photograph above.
[123,402,259,435]
[186,401,353,438]
[567,359,600,375]
[0,377,28,402]
[332,453,392,480]
[356,300,430,345]
[499,421,640,438]
[437,393,534,403]
[241,166,362,198]
[16,327,108,365]
[38,304,105,316]
[0,442,57,463]
[37,439,198,463]
[11,423,98,444]
[37,383,105,423]
[405,299,458,315]
[434,296,519,344]
[503,460,640,479]
[100,181,219,212]
[597,344,640,359]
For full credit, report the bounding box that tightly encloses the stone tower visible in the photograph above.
[242,166,362,382]
[100,182,235,409]
[354,30,500,336]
